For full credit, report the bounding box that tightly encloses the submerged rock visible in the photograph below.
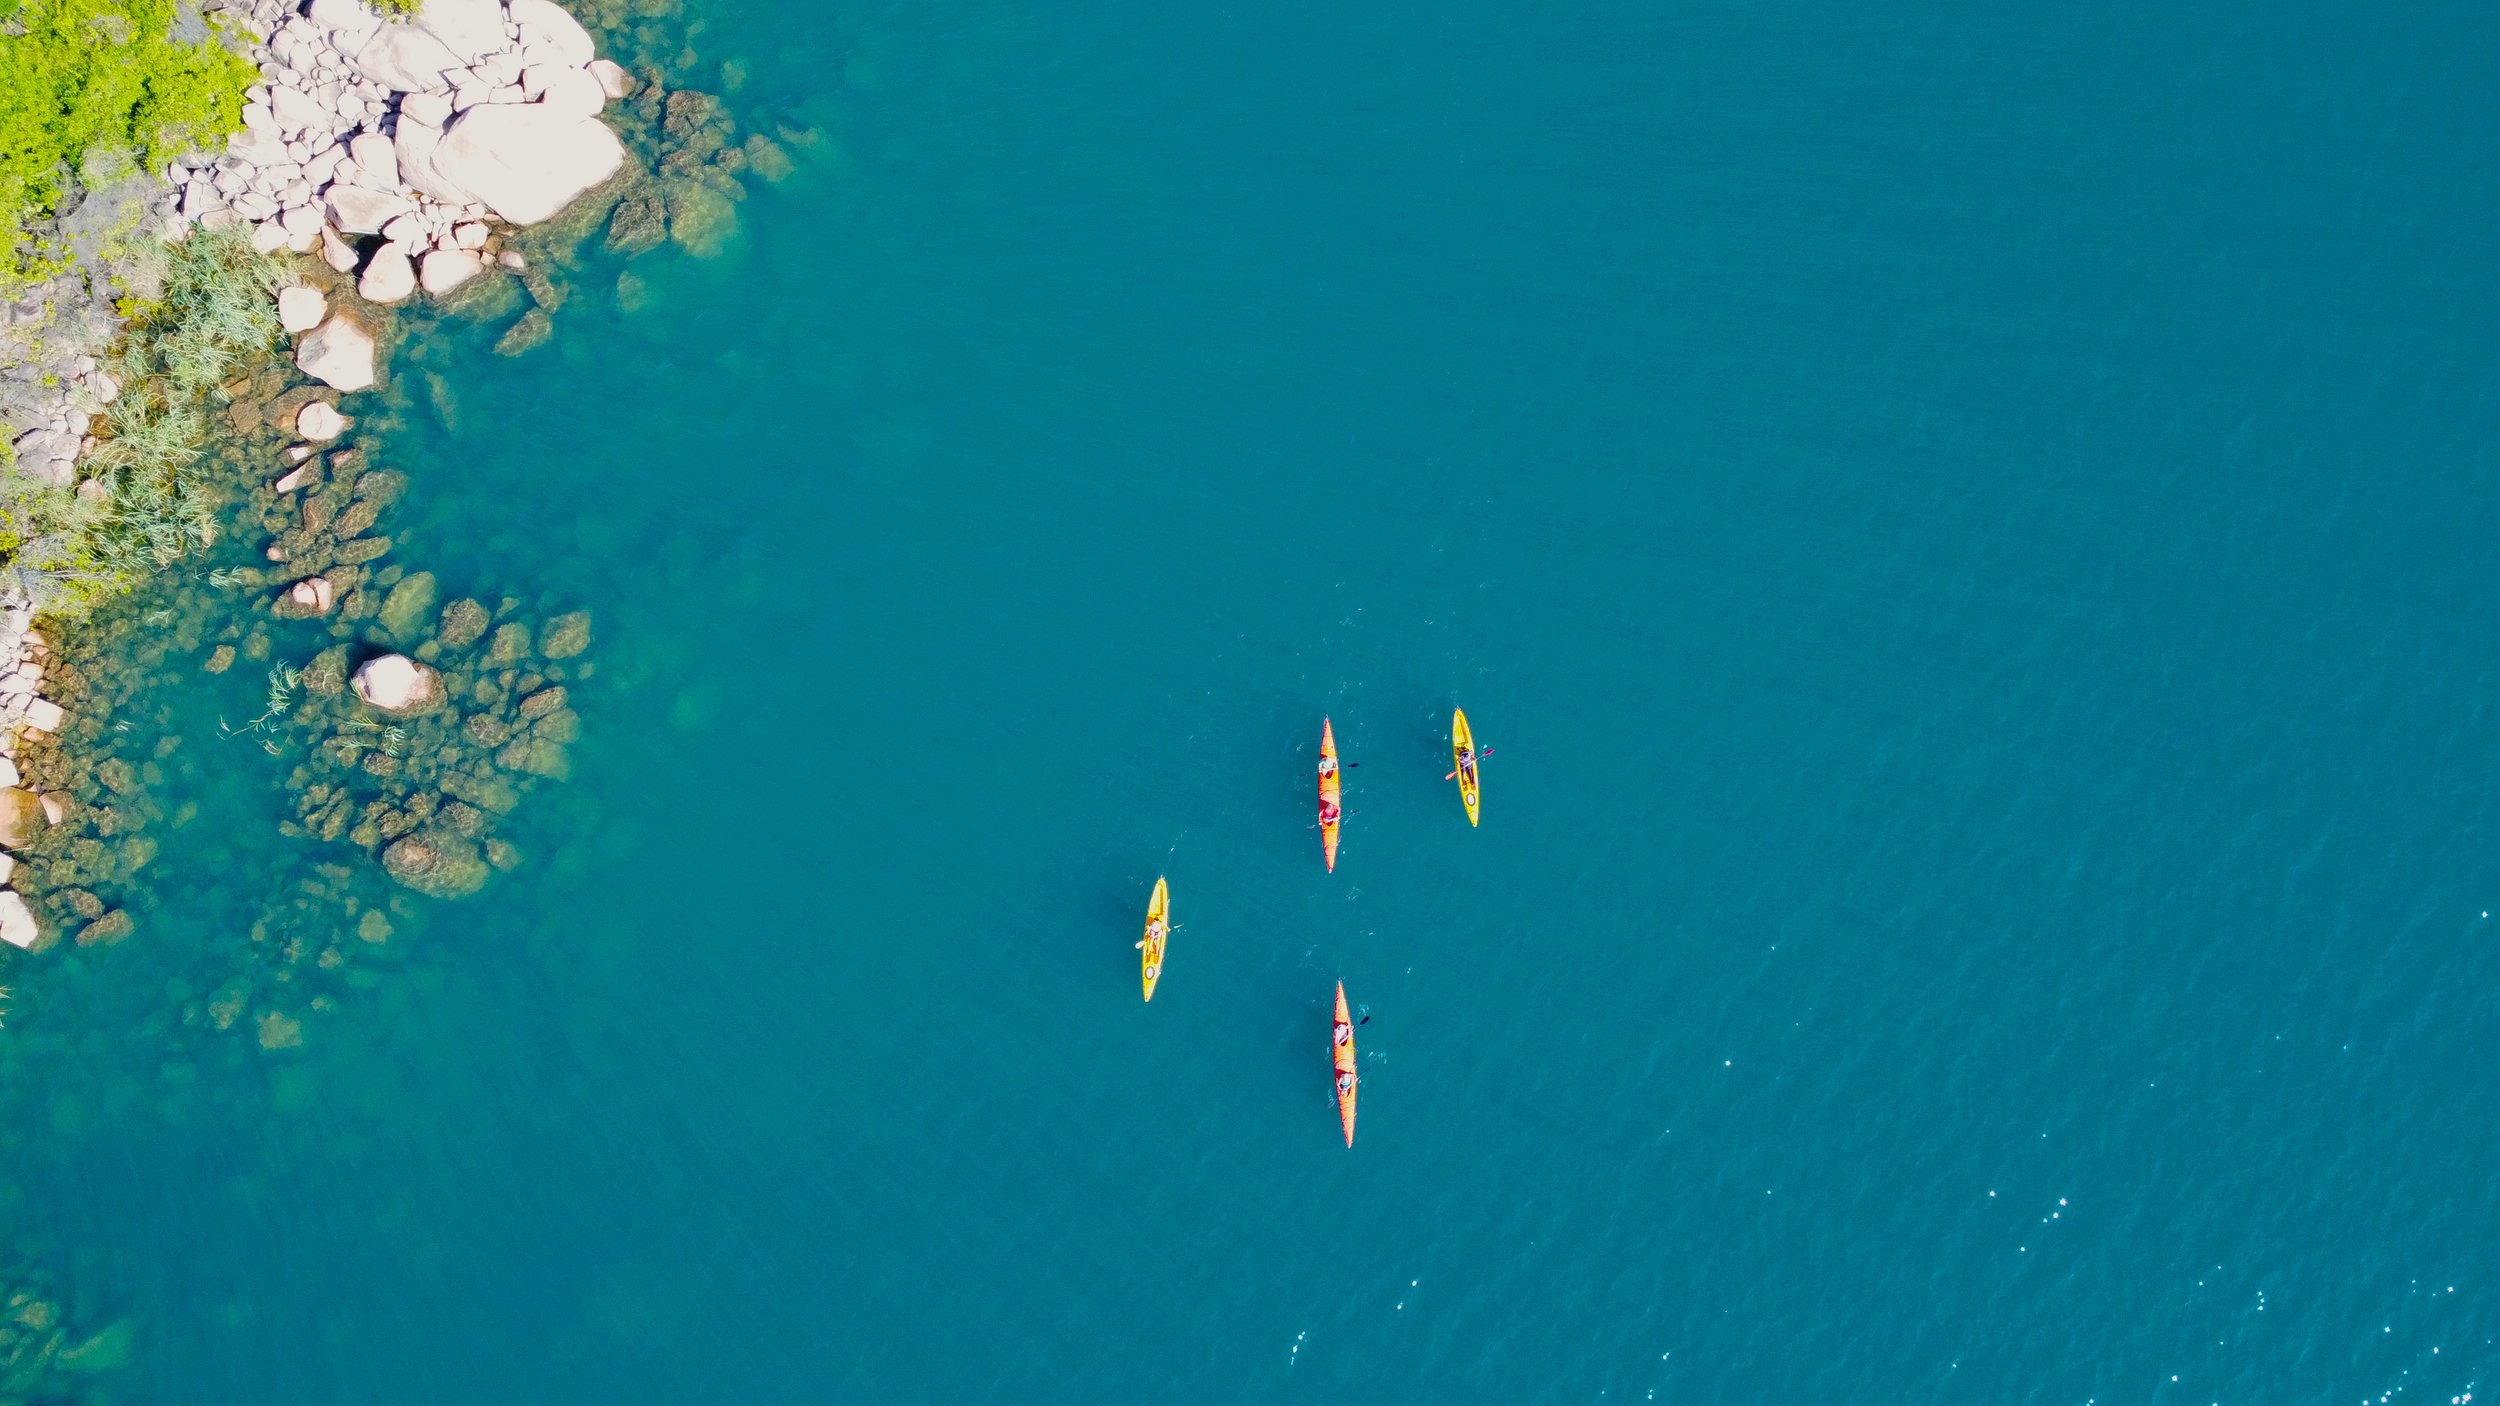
[74,908,134,947]
[484,622,532,666]
[381,828,490,898]
[493,309,554,357]
[540,610,591,659]
[378,571,440,641]
[436,597,491,650]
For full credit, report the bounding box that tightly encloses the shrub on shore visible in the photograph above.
[3,227,281,617]
[0,0,255,294]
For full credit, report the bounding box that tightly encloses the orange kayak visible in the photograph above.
[1451,707,1481,827]
[1318,718,1343,872]
[1139,877,1169,1002]
[1331,982,1358,1146]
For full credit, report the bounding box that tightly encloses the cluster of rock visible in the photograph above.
[174,0,630,313]
[0,607,75,951]
[1,352,121,491]
[0,1267,130,1391]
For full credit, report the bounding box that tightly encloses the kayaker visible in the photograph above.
[1455,745,1476,773]
[1332,1019,1353,1048]
[1318,798,1342,827]
[1336,1070,1356,1096]
[1137,919,1167,949]
[1317,754,1338,778]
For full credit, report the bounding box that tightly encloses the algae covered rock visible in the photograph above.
[605,191,668,255]
[663,178,737,258]
[382,828,491,898]
[485,621,533,666]
[379,571,440,641]
[437,598,491,650]
[540,611,592,659]
[494,309,555,357]
[302,645,351,697]
[0,787,48,847]
[73,909,134,947]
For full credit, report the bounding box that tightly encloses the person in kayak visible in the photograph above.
[1137,918,1168,950]
[1332,1018,1353,1048]
[1335,1070,1357,1096]
[1455,745,1476,773]
[1317,754,1339,778]
[1318,797,1342,827]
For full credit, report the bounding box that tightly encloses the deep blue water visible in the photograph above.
[7,0,2500,1401]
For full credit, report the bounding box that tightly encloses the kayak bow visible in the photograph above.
[1451,707,1481,826]
[1332,982,1358,1147]
[1139,877,1169,1002]
[1319,718,1343,872]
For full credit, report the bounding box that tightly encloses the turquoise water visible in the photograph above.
[8,0,2500,1400]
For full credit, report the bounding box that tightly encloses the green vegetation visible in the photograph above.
[3,227,282,617]
[0,0,256,293]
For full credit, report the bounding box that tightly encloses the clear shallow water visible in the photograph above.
[7,0,2500,1401]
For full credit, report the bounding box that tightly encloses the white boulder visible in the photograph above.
[22,698,63,733]
[353,654,438,712]
[0,891,35,950]
[306,0,384,44]
[420,247,484,294]
[391,117,478,206]
[277,284,327,333]
[296,314,377,391]
[320,225,361,273]
[348,131,400,188]
[509,0,595,65]
[432,104,623,225]
[296,400,345,440]
[359,243,417,303]
[412,0,507,63]
[349,24,467,91]
[587,58,634,100]
[289,576,336,614]
[326,184,412,235]
[535,65,607,121]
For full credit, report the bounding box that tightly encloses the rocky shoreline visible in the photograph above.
[2,0,786,955]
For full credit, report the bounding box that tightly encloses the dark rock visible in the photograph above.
[463,713,512,747]
[204,645,237,674]
[335,536,393,564]
[516,685,568,720]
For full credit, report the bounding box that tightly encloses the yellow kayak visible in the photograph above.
[1451,707,1481,826]
[1139,876,1169,1001]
